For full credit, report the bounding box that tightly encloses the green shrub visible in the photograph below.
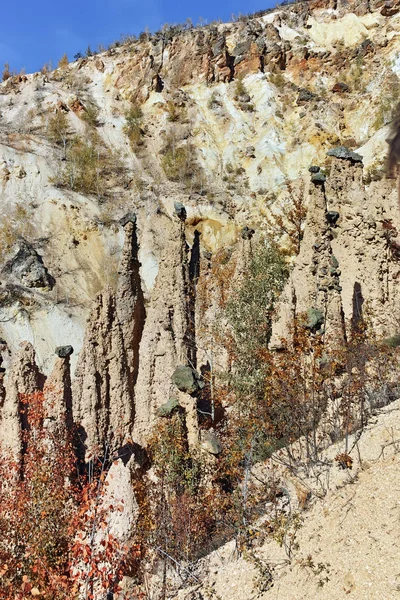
[165,100,186,123]
[270,71,285,89]
[46,111,70,156]
[208,91,222,110]
[224,241,288,399]
[161,135,205,190]
[81,101,100,127]
[383,333,400,348]
[123,102,143,148]
[234,78,247,99]
[51,133,126,198]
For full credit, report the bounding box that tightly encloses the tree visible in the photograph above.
[47,109,70,157]
[2,62,12,82]
[224,240,288,400]
[58,53,69,69]
[0,391,134,599]
[0,391,77,598]
[123,102,143,148]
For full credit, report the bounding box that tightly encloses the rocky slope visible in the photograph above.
[1,0,400,596]
[174,398,400,600]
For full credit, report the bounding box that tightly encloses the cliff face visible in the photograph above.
[0,0,400,455]
[271,153,400,347]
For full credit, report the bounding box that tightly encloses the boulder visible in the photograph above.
[305,308,324,332]
[332,82,349,93]
[326,211,340,225]
[174,202,187,222]
[327,146,363,163]
[297,88,316,103]
[171,365,204,395]
[201,431,222,455]
[311,172,327,184]
[55,345,74,358]
[3,242,55,289]
[119,212,137,227]
[157,397,181,417]
[241,226,255,240]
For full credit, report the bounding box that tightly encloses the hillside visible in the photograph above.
[1,0,400,596]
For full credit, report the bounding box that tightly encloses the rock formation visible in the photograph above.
[271,152,400,347]
[43,346,73,433]
[0,0,399,467]
[0,342,44,459]
[72,290,133,457]
[133,213,196,444]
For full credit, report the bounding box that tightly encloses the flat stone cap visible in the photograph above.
[119,212,137,227]
[327,146,363,163]
[55,345,74,358]
[311,172,326,184]
[174,202,187,221]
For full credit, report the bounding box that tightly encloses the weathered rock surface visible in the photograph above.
[3,242,55,289]
[0,342,44,458]
[271,154,400,347]
[72,290,132,456]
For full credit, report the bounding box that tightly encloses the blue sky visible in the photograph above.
[0,0,276,74]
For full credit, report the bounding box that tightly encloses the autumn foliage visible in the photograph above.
[0,390,133,599]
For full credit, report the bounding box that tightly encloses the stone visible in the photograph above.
[312,172,327,184]
[212,36,226,57]
[309,165,320,173]
[119,212,137,227]
[297,88,316,103]
[305,308,325,331]
[55,345,74,358]
[3,242,55,290]
[245,146,256,158]
[327,146,363,163]
[171,365,204,395]
[381,0,400,16]
[330,255,339,269]
[95,58,105,72]
[332,82,350,93]
[241,226,255,240]
[201,430,222,455]
[174,202,187,221]
[326,211,340,225]
[156,397,181,417]
[237,92,251,103]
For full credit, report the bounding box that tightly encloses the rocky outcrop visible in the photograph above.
[133,214,194,443]
[3,242,55,290]
[271,152,400,347]
[72,290,133,457]
[116,215,145,398]
[43,348,73,433]
[0,342,44,459]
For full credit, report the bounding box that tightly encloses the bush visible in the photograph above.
[161,135,205,191]
[123,102,143,148]
[57,53,69,69]
[0,202,34,267]
[81,101,100,127]
[51,133,127,199]
[1,62,12,82]
[166,100,186,122]
[46,110,70,156]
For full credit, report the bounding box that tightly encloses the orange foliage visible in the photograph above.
[0,390,136,599]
